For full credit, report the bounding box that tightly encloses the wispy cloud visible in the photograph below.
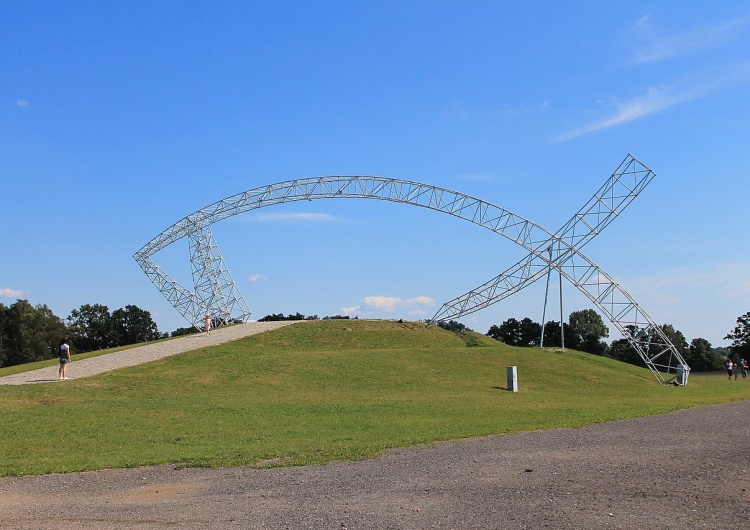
[627,263,750,301]
[555,62,750,142]
[555,85,696,142]
[626,14,748,65]
[247,273,265,282]
[556,15,750,142]
[342,295,435,317]
[245,212,346,223]
[617,262,750,344]
[15,99,29,107]
[0,287,24,298]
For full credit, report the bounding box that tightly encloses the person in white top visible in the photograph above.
[726,359,734,381]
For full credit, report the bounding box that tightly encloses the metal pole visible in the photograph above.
[540,246,553,348]
[559,259,564,349]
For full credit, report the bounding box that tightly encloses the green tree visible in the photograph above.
[608,324,688,368]
[567,309,609,355]
[67,304,114,352]
[541,321,579,349]
[714,346,730,360]
[487,318,520,345]
[608,325,644,366]
[438,320,471,333]
[111,305,161,345]
[649,324,688,360]
[0,300,68,367]
[724,312,750,362]
[518,317,543,346]
[172,326,199,337]
[0,303,8,366]
[685,338,723,372]
[487,317,541,347]
[259,312,320,322]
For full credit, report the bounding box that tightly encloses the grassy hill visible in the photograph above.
[0,319,747,477]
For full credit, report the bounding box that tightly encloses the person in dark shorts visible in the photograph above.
[58,336,71,380]
[725,359,734,380]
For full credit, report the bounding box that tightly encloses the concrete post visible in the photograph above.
[507,366,518,392]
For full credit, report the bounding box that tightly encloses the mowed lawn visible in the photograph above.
[0,320,747,477]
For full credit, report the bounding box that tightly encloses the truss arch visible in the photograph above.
[135,162,689,384]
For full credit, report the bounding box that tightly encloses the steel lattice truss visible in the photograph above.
[134,154,689,385]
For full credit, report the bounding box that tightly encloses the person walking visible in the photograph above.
[734,360,740,381]
[725,359,734,381]
[58,337,71,380]
[204,313,211,336]
[742,359,748,381]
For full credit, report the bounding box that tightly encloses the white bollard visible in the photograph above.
[507,365,518,392]
[676,364,689,386]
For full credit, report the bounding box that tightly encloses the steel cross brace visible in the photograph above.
[431,154,688,384]
[432,154,653,320]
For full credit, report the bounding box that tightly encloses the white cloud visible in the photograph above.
[404,295,435,307]
[626,15,748,65]
[362,295,435,312]
[247,273,265,282]
[246,212,345,223]
[555,85,700,142]
[0,287,24,298]
[362,296,401,312]
[341,296,435,319]
[15,99,29,107]
[556,16,750,143]
[554,63,750,142]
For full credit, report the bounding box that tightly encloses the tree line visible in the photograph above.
[482,308,738,372]
[0,300,162,367]
[0,304,359,368]
[258,312,354,321]
[4,298,750,372]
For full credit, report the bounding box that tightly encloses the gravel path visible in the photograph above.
[1,400,748,529]
[0,321,301,386]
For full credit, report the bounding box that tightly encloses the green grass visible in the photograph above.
[0,319,747,477]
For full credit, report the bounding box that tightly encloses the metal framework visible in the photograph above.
[431,155,689,384]
[433,154,654,320]
[134,154,689,384]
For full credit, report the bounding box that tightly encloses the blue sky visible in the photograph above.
[2,0,749,346]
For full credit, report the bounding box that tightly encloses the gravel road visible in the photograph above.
[0,321,300,386]
[1,399,748,529]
